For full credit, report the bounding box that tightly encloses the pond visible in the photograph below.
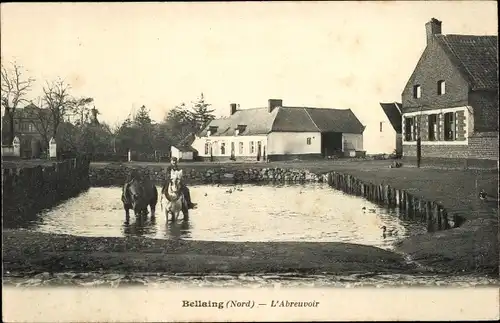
[9,183,427,251]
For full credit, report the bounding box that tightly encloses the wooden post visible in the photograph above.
[432,203,440,232]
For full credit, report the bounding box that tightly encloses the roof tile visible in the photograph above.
[436,35,498,90]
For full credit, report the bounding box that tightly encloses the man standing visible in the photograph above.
[161,157,196,209]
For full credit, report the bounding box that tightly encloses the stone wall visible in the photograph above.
[89,163,324,186]
[2,157,91,225]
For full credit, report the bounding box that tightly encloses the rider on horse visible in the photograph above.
[161,157,196,209]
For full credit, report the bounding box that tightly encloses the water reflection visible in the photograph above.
[12,184,429,250]
[123,215,158,237]
[165,220,192,239]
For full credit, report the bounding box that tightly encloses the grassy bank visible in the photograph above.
[3,159,498,277]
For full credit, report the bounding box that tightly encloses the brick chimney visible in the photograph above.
[425,18,442,44]
[230,103,237,115]
[268,99,283,113]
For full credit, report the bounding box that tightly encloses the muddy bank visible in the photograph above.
[396,218,499,276]
[3,231,423,276]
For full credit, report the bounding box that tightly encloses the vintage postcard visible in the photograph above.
[2,1,499,322]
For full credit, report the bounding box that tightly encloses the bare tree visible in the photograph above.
[1,62,35,144]
[42,78,75,139]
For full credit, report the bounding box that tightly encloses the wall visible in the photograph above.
[403,144,468,159]
[267,132,320,157]
[342,133,363,152]
[469,90,499,132]
[171,147,194,161]
[401,37,469,114]
[2,145,20,158]
[2,157,91,225]
[89,164,324,187]
[468,132,499,160]
[192,135,268,160]
[363,121,397,155]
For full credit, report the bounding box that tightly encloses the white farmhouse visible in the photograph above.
[191,99,365,161]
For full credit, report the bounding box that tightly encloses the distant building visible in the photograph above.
[191,99,365,161]
[170,133,198,161]
[2,103,51,157]
[378,102,403,156]
[401,18,498,166]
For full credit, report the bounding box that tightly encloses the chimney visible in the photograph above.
[268,99,283,113]
[425,18,442,44]
[230,103,237,115]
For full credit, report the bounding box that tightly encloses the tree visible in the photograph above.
[189,92,215,129]
[133,105,152,128]
[71,97,94,126]
[41,78,75,139]
[163,102,198,146]
[1,62,35,144]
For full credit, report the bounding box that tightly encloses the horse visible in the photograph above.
[121,173,158,223]
[161,169,189,222]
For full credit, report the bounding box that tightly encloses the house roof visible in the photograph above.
[379,102,402,133]
[198,106,365,137]
[199,108,278,136]
[435,34,498,90]
[173,145,197,152]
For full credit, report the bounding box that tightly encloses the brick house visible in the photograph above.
[2,103,50,158]
[191,99,365,161]
[401,18,498,167]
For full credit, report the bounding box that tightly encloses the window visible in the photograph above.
[306,137,312,145]
[413,85,421,99]
[379,121,383,132]
[250,141,255,154]
[428,114,438,141]
[220,142,226,155]
[204,141,210,155]
[437,80,446,95]
[238,142,244,155]
[444,112,456,141]
[28,123,35,132]
[404,116,416,141]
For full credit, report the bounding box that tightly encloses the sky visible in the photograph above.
[1,1,498,130]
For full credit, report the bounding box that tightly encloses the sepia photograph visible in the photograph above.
[2,1,499,322]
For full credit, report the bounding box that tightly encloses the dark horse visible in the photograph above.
[121,171,158,222]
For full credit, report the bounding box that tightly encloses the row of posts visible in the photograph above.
[326,172,452,231]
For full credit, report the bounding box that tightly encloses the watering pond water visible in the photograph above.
[9,183,427,251]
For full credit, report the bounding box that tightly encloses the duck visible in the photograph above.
[204,193,208,197]
[225,188,233,194]
[368,208,376,213]
[362,207,366,210]
[479,189,488,200]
